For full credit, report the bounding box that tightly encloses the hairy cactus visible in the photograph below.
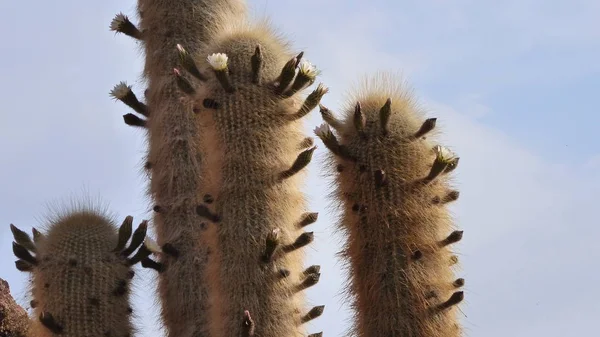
[10,207,151,337]
[177,21,327,337]
[315,74,464,337]
[110,1,252,337]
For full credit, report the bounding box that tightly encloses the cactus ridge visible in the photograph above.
[11,207,150,337]
[316,73,464,337]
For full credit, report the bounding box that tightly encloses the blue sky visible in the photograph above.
[1,0,598,336]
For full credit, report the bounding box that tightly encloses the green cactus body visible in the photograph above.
[183,22,326,337]
[12,210,148,337]
[316,74,464,337]
[123,1,247,337]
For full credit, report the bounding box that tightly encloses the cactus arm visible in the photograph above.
[316,73,464,337]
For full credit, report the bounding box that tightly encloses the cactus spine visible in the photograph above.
[315,74,464,337]
[11,207,151,337]
[180,22,327,337]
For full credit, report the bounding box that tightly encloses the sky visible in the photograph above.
[0,0,598,336]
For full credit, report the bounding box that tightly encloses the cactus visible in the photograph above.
[183,21,326,337]
[315,73,463,337]
[110,1,249,337]
[10,206,152,337]
[2,2,466,337]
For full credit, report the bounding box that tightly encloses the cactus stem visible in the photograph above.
[283,232,314,253]
[444,157,460,174]
[39,311,64,334]
[353,102,366,135]
[109,13,143,40]
[161,243,180,258]
[437,291,464,311]
[297,212,319,228]
[12,242,37,265]
[449,255,459,266]
[439,230,464,247]
[379,98,393,135]
[251,45,263,84]
[262,228,280,263]
[308,333,323,337]
[195,205,221,223]
[10,224,36,253]
[114,216,133,252]
[242,310,256,337]
[123,113,147,128]
[291,83,328,120]
[296,273,320,292]
[174,68,196,95]
[444,190,461,203]
[302,265,321,277]
[32,227,44,243]
[110,82,149,117]
[282,61,317,98]
[279,146,316,180]
[414,118,437,139]
[15,260,33,272]
[300,305,325,324]
[453,278,465,288]
[298,137,314,150]
[215,69,236,93]
[203,98,221,109]
[126,244,152,266]
[314,124,356,161]
[319,104,344,132]
[293,51,305,68]
[141,257,164,273]
[374,169,387,188]
[274,56,298,95]
[121,221,148,257]
[176,44,207,81]
[433,190,460,204]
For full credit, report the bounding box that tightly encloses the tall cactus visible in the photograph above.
[10,207,152,337]
[107,1,298,337]
[178,21,327,337]
[315,74,464,337]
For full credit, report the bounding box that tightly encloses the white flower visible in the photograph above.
[299,60,317,78]
[144,236,162,254]
[109,81,131,99]
[433,145,456,162]
[314,123,331,138]
[109,13,127,31]
[207,53,228,71]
